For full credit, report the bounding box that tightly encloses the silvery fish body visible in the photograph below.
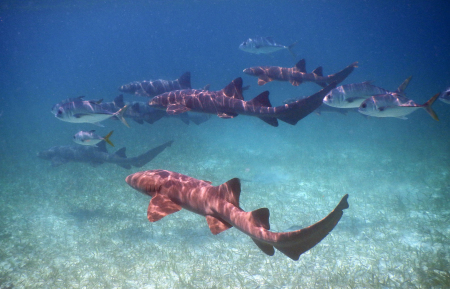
[439,87,450,104]
[358,92,439,121]
[73,130,114,147]
[323,82,389,108]
[53,98,129,127]
[239,37,296,57]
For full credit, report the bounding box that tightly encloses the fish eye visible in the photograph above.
[361,103,366,108]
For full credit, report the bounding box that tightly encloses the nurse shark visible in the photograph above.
[38,140,173,169]
[126,170,349,260]
[148,77,337,127]
[243,59,357,87]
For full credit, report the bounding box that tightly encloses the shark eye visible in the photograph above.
[361,103,366,108]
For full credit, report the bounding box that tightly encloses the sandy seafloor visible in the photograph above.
[1,107,450,288]
[1,1,450,288]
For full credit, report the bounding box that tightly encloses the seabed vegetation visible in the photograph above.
[1,132,449,289]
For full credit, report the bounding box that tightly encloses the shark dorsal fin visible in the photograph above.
[221,77,244,100]
[312,66,323,76]
[114,147,127,158]
[247,91,272,107]
[114,94,125,108]
[97,140,108,152]
[295,59,306,72]
[250,208,270,230]
[396,76,412,94]
[217,178,241,208]
[178,72,191,89]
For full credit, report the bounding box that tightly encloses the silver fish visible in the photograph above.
[358,77,439,121]
[323,81,389,108]
[439,87,450,104]
[239,37,296,57]
[73,130,114,147]
[53,98,129,127]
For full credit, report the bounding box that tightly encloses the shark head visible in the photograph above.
[126,170,172,197]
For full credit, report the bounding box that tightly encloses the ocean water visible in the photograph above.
[1,0,450,288]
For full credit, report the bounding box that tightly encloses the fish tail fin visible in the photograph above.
[272,194,349,260]
[288,41,298,59]
[103,130,114,147]
[423,92,440,121]
[116,105,130,127]
[328,61,358,85]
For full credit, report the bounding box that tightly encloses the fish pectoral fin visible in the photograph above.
[167,104,191,115]
[217,112,238,118]
[93,122,105,127]
[73,113,89,118]
[147,194,182,222]
[205,215,232,235]
[252,238,275,256]
[396,116,408,120]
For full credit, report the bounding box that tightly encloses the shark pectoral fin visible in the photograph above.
[289,79,301,86]
[51,157,68,167]
[217,112,238,118]
[167,104,191,115]
[147,194,182,222]
[257,76,272,86]
[206,215,232,235]
[252,238,275,256]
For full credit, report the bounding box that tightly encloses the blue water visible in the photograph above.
[1,1,450,288]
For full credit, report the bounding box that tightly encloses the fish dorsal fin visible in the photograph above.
[147,194,182,222]
[313,66,323,76]
[295,59,306,72]
[222,77,244,100]
[247,91,272,107]
[217,178,241,208]
[178,72,191,89]
[250,208,270,230]
[93,99,103,104]
[396,76,412,94]
[114,94,125,108]
[206,215,232,235]
[114,147,127,158]
[77,96,85,100]
[89,130,96,133]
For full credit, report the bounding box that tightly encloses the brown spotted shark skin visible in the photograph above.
[243,59,358,87]
[126,170,349,260]
[148,77,337,127]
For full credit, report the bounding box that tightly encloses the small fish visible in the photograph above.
[53,98,129,127]
[239,37,297,58]
[358,87,440,121]
[73,130,114,147]
[323,81,390,108]
[439,87,450,104]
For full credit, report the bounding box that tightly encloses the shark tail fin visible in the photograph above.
[277,82,337,125]
[423,92,440,121]
[328,61,358,86]
[103,130,114,147]
[273,194,349,260]
[178,72,191,89]
[396,76,412,94]
[115,105,130,128]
